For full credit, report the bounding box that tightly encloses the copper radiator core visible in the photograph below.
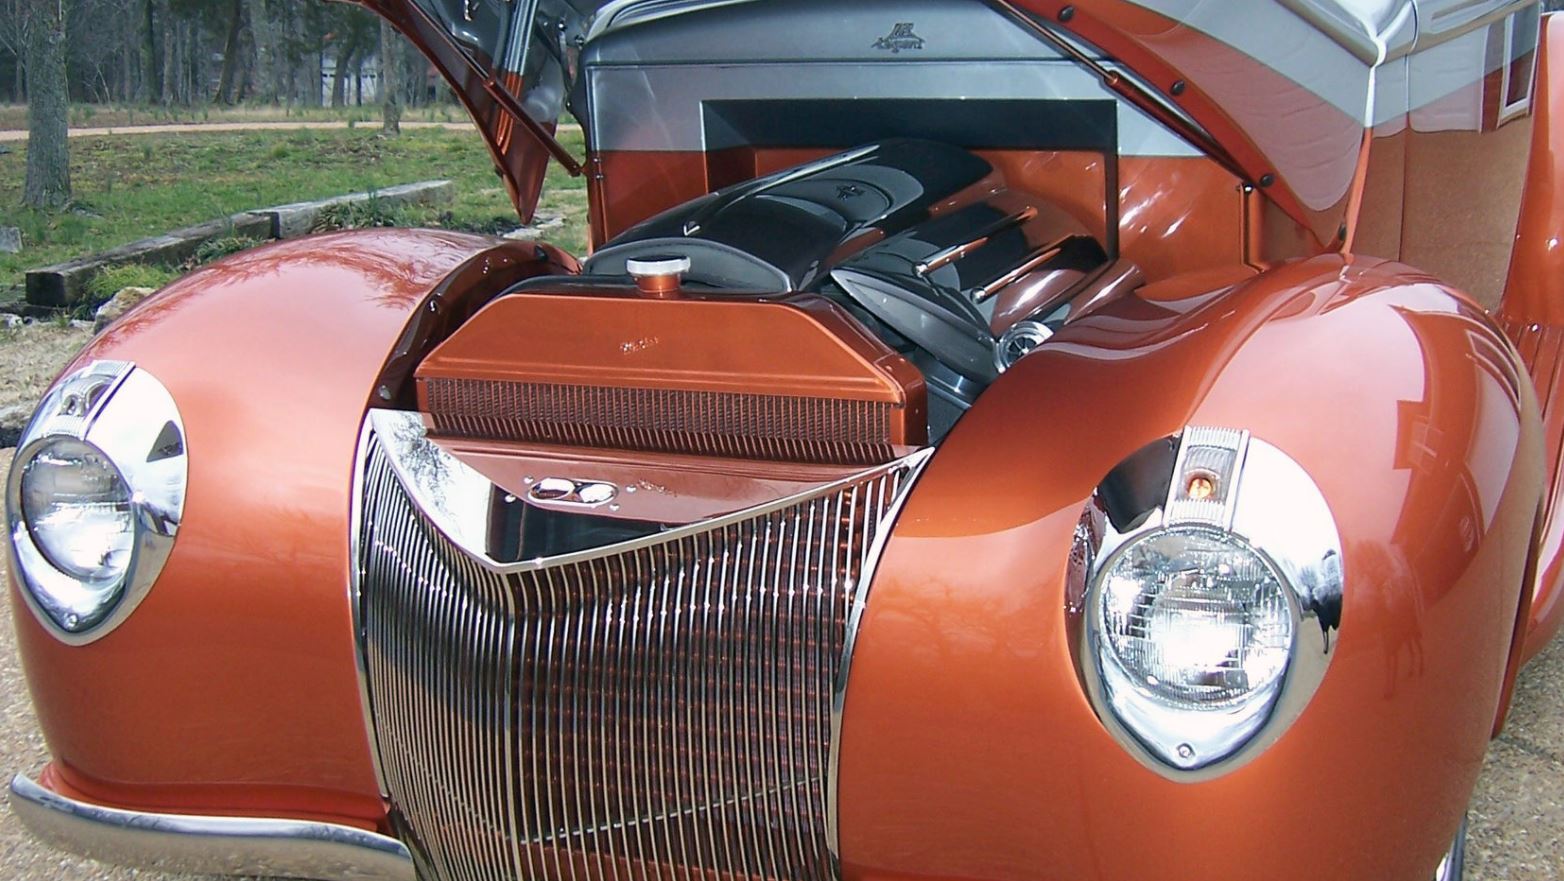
[425,379,900,465]
[415,287,927,464]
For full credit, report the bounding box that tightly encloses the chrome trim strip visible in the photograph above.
[347,415,390,797]
[1433,814,1468,881]
[7,773,415,881]
[824,447,935,861]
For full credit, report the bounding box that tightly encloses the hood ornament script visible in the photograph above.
[872,22,925,53]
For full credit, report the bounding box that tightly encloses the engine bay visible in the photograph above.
[419,139,1143,463]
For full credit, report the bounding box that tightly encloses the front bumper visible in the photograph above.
[7,773,414,881]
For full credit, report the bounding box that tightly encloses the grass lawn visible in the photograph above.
[0,124,589,296]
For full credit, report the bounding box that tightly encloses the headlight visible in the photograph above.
[6,361,186,643]
[1100,529,1293,705]
[19,438,135,582]
[1072,427,1341,778]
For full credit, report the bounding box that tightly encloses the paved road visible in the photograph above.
[0,440,1556,879]
[0,121,584,142]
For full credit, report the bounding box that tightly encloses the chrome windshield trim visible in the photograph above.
[367,408,932,574]
[8,773,414,881]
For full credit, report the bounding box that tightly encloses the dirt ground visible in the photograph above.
[0,324,1558,880]
[0,324,92,415]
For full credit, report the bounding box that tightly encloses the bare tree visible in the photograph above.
[247,0,279,103]
[136,0,157,102]
[0,0,24,103]
[380,17,401,135]
[214,0,244,103]
[23,0,71,209]
[1,0,444,118]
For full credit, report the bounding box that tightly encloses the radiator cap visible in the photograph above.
[626,255,691,298]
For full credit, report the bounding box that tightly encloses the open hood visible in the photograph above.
[357,0,1535,240]
[353,0,598,221]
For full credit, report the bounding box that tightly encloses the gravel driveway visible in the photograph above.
[0,325,1558,880]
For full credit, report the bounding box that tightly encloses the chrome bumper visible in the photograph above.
[7,773,415,881]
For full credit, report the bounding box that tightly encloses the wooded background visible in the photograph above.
[9,1,1564,112]
[1,0,428,109]
[9,1,1564,210]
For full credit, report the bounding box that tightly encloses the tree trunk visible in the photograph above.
[379,18,400,135]
[23,0,70,209]
[234,8,254,103]
[156,0,174,105]
[10,0,26,104]
[120,6,134,103]
[214,0,243,104]
[246,0,276,103]
[330,42,354,108]
[281,0,295,105]
[137,0,155,103]
[287,3,308,105]
[185,17,198,106]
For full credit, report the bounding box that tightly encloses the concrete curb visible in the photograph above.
[24,213,271,307]
[22,180,455,307]
[258,180,453,240]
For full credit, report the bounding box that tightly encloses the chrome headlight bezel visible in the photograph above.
[1069,426,1343,780]
[5,361,187,644]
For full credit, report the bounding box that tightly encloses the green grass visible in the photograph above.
[85,263,179,301]
[0,126,590,292]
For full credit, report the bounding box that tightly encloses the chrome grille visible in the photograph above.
[356,429,924,881]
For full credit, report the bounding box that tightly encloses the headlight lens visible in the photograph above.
[1099,529,1293,707]
[19,437,136,582]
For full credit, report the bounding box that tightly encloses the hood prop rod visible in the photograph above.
[401,0,584,177]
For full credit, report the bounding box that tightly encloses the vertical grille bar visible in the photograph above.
[358,431,923,881]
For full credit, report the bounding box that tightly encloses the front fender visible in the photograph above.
[837,255,1543,881]
[9,229,570,826]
